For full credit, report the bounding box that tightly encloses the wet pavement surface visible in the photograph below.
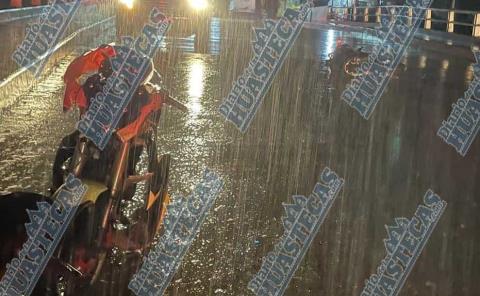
[0,4,480,296]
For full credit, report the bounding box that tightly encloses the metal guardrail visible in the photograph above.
[329,5,480,38]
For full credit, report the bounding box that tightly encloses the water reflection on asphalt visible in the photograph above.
[0,15,479,296]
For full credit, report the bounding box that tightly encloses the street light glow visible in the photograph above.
[119,0,134,9]
[189,0,208,10]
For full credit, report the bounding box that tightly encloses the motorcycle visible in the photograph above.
[0,46,188,295]
[328,43,407,79]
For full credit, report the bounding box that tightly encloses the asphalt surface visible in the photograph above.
[0,4,479,296]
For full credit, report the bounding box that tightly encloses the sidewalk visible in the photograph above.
[303,19,480,49]
[223,8,480,49]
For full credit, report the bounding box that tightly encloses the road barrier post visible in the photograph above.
[474,13,480,37]
[425,8,432,30]
[10,0,22,8]
[408,7,413,27]
[447,10,455,32]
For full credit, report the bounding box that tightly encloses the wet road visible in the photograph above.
[0,5,480,296]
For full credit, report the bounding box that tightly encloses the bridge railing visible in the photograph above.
[328,5,480,38]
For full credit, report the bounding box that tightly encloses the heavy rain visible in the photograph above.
[0,0,479,295]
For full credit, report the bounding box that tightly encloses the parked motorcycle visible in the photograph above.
[0,45,188,295]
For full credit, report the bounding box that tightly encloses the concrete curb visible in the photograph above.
[0,5,47,24]
[0,16,116,111]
